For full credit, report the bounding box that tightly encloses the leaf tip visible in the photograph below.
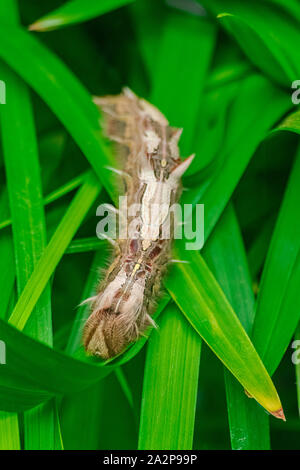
[270,408,286,422]
[217,12,234,19]
[28,22,39,31]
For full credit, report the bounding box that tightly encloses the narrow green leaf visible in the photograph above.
[0,185,18,451]
[0,26,116,197]
[276,110,300,136]
[166,238,283,417]
[200,0,300,86]
[203,205,270,450]
[0,171,86,231]
[217,13,292,86]
[206,58,251,91]
[0,413,20,450]
[0,0,48,450]
[247,213,276,281]
[60,381,104,450]
[150,12,216,155]
[196,75,290,239]
[0,193,15,317]
[158,73,288,421]
[8,171,101,331]
[252,145,300,376]
[0,297,169,413]
[29,0,135,32]
[129,0,166,80]
[65,250,108,357]
[139,303,201,450]
[65,236,105,254]
[1,58,61,449]
[264,0,300,22]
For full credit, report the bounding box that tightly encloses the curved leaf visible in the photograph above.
[166,238,283,418]
[217,13,292,86]
[200,0,300,87]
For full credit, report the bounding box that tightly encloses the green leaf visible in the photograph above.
[0,213,14,317]
[129,0,166,81]
[60,381,105,449]
[166,237,283,417]
[0,298,168,413]
[29,0,135,32]
[0,413,20,450]
[0,317,106,411]
[276,110,300,136]
[139,303,201,450]
[150,12,216,155]
[65,236,105,254]
[203,205,270,450]
[200,0,300,86]
[264,0,300,23]
[247,213,276,281]
[182,74,290,240]
[8,171,101,331]
[64,250,137,450]
[0,186,18,451]
[65,250,109,357]
[217,13,292,86]
[163,78,289,420]
[0,0,60,450]
[0,171,86,231]
[0,26,116,197]
[1,59,61,449]
[0,245,167,413]
[252,144,300,376]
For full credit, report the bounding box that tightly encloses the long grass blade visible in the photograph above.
[139,303,201,450]
[29,0,135,32]
[0,26,116,197]
[203,205,270,449]
[8,171,101,331]
[167,238,283,418]
[0,0,64,448]
[252,144,300,376]
[0,171,87,231]
[200,1,300,86]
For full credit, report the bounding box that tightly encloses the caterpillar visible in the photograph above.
[83,88,194,359]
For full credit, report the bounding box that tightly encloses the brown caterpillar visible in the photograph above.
[83,88,194,359]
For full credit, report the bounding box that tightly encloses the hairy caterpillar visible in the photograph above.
[83,88,194,359]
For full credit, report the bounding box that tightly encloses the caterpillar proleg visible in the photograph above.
[83,88,194,359]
